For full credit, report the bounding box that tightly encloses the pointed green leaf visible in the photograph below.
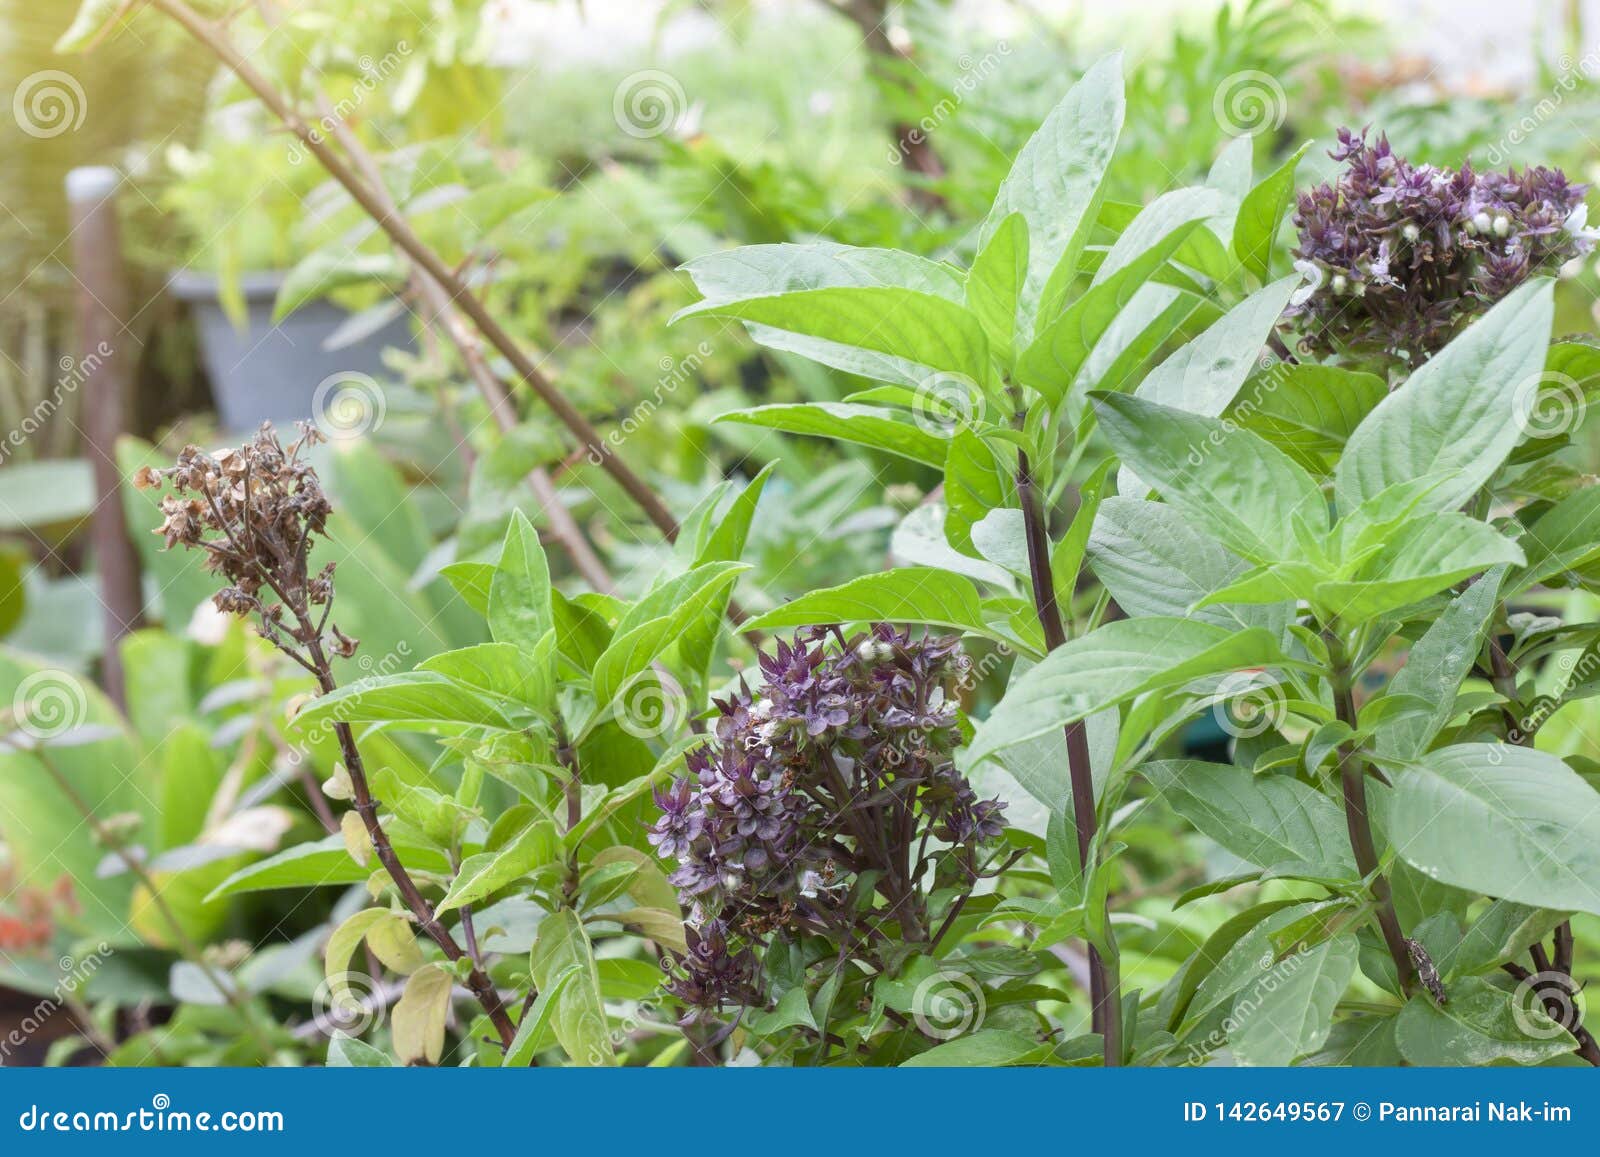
[488,511,553,649]
[716,403,948,467]
[419,642,550,710]
[1513,486,1600,592]
[1395,976,1575,1066]
[1232,142,1310,281]
[206,834,451,901]
[684,286,992,391]
[965,213,1029,359]
[694,463,776,566]
[1374,570,1504,760]
[1231,364,1388,473]
[740,568,996,640]
[437,819,560,914]
[1016,191,1217,404]
[591,563,746,707]
[1229,934,1359,1066]
[1143,761,1355,878]
[1315,515,1522,621]
[1335,279,1555,515]
[944,428,1017,558]
[1391,744,1600,915]
[981,53,1125,333]
[967,618,1291,765]
[1087,497,1287,633]
[1134,275,1300,416]
[1094,392,1327,563]
[294,672,510,731]
[681,241,964,305]
[529,910,616,1066]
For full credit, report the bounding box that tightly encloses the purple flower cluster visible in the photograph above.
[649,625,1005,1018]
[1286,128,1594,359]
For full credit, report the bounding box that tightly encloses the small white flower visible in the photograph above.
[1331,273,1348,295]
[1402,222,1420,242]
[1492,214,1511,238]
[1289,258,1323,306]
[1471,211,1492,234]
[1565,203,1600,246]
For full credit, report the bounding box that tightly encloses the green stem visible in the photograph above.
[1017,447,1121,1065]
[1322,627,1415,994]
[30,748,278,1061]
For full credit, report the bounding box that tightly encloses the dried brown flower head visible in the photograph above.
[140,422,357,670]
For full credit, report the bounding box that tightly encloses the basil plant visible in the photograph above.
[676,53,1600,1068]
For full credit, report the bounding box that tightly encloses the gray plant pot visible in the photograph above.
[170,270,414,434]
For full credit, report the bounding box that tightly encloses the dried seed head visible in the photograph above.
[144,422,357,664]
